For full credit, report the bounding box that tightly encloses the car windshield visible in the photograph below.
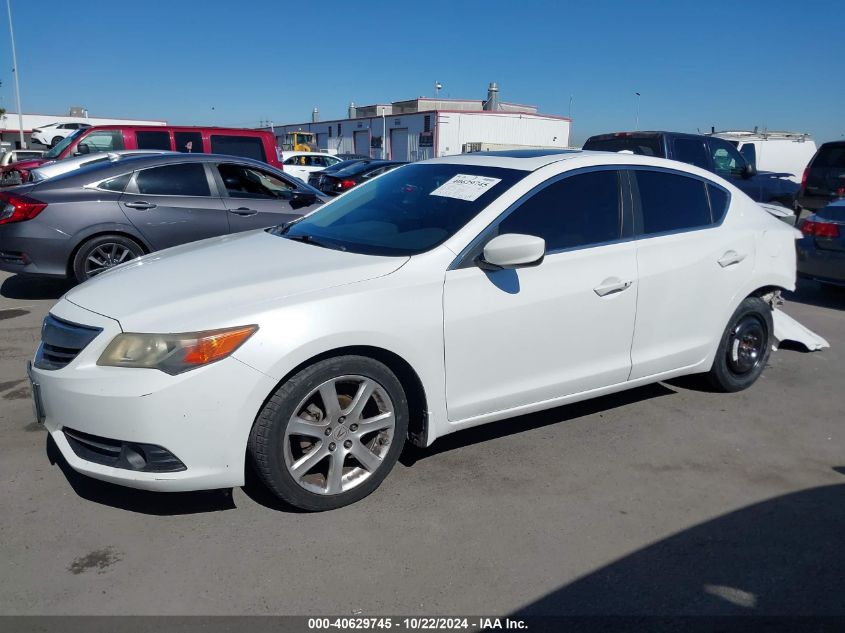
[275,163,525,256]
[44,129,85,159]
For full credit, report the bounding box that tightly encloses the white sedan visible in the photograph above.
[281,151,342,182]
[29,150,798,510]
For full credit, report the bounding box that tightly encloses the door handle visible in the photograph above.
[718,250,746,268]
[593,278,633,297]
[229,207,258,217]
[124,201,156,210]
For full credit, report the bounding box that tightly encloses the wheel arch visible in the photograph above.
[66,228,151,277]
[256,345,430,449]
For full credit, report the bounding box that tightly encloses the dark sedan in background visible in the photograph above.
[307,158,375,190]
[0,154,326,282]
[316,160,406,195]
[797,198,845,289]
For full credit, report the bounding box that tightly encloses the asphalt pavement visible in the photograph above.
[0,270,843,616]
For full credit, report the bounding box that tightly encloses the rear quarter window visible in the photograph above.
[210,135,266,162]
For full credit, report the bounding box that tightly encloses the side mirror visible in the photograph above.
[742,162,756,179]
[476,233,545,271]
[277,189,294,200]
[289,191,318,210]
[75,143,90,156]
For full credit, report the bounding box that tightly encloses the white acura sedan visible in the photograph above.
[29,150,798,510]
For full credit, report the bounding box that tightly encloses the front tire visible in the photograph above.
[706,296,773,392]
[249,355,408,511]
[71,234,144,283]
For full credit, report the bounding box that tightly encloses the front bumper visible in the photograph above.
[34,299,277,492]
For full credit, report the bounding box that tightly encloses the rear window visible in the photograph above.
[210,135,266,162]
[135,131,171,151]
[812,144,845,168]
[635,170,712,235]
[583,135,663,157]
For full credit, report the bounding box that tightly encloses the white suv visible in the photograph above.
[31,122,91,147]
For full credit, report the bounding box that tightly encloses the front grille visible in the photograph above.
[34,314,102,370]
[63,427,186,473]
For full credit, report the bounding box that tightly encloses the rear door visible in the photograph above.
[213,162,317,232]
[628,168,755,379]
[119,162,228,250]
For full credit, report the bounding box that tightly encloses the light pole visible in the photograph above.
[6,0,25,148]
[634,92,641,131]
[434,81,442,99]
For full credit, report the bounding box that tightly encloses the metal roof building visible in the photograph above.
[266,83,572,162]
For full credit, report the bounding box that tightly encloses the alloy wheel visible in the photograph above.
[283,375,396,495]
[84,243,138,277]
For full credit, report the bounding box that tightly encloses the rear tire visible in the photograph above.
[51,136,63,147]
[71,234,144,283]
[249,355,408,511]
[706,297,773,392]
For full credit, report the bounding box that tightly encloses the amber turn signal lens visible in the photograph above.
[183,326,258,366]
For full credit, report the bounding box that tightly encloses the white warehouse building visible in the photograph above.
[268,83,571,162]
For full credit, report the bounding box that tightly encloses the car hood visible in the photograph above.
[64,230,408,331]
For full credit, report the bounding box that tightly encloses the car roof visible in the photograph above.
[34,153,285,187]
[419,148,726,178]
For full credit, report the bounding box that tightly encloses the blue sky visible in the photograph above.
[2,0,843,145]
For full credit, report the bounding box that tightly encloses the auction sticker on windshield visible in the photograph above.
[430,174,501,201]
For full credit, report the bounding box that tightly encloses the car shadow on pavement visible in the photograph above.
[511,474,845,621]
[784,279,845,311]
[1,274,73,301]
[399,383,675,467]
[46,435,236,516]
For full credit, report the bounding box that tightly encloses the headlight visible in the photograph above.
[97,325,257,374]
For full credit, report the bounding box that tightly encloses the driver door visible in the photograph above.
[213,163,318,232]
[443,169,638,422]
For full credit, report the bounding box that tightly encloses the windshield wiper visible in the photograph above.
[283,234,346,251]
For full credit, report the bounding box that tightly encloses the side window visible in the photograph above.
[135,131,172,151]
[707,184,729,223]
[635,170,712,235]
[134,163,210,197]
[739,143,757,168]
[284,156,298,165]
[673,138,709,170]
[210,135,266,162]
[98,172,132,192]
[217,163,294,199]
[497,170,622,252]
[175,131,202,153]
[78,130,125,152]
[708,138,747,177]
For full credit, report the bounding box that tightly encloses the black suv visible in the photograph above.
[798,141,845,212]
[584,131,799,209]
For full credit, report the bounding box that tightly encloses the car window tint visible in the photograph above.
[79,130,125,152]
[739,144,757,167]
[99,172,132,193]
[284,157,298,165]
[135,163,210,196]
[812,145,845,168]
[708,184,729,223]
[217,163,294,199]
[175,131,203,153]
[497,170,622,251]
[673,138,709,170]
[636,170,712,234]
[708,138,746,177]
[210,135,266,162]
[135,131,171,151]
